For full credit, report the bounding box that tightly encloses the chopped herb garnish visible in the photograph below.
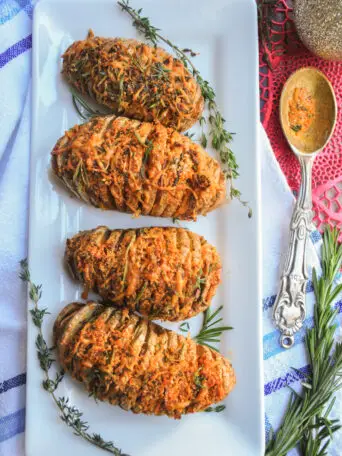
[134,281,147,304]
[193,268,206,293]
[204,405,226,413]
[152,62,171,81]
[140,139,153,179]
[179,322,190,333]
[290,124,302,132]
[194,368,205,389]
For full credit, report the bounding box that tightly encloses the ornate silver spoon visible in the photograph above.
[273,67,337,349]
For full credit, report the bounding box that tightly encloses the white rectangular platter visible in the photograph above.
[26,0,264,455]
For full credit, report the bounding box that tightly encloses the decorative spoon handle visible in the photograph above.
[273,155,314,348]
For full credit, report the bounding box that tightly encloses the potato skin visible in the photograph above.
[54,302,236,419]
[62,32,204,132]
[65,226,222,322]
[51,115,226,221]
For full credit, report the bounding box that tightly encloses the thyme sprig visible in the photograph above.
[194,305,233,352]
[265,227,342,456]
[118,0,251,216]
[20,259,125,455]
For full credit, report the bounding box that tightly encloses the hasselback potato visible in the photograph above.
[51,115,226,221]
[54,302,236,419]
[65,226,221,321]
[62,31,204,131]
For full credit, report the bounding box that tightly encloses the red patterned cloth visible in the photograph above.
[259,0,342,233]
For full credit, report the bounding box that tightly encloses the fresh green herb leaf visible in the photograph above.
[204,405,226,413]
[200,133,207,148]
[152,62,171,81]
[43,370,65,393]
[71,88,108,122]
[134,281,147,304]
[194,305,233,352]
[179,322,190,333]
[140,139,153,179]
[193,268,206,293]
[194,368,205,389]
[57,397,124,454]
[291,124,302,132]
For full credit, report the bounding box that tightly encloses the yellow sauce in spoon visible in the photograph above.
[288,87,316,135]
[280,68,336,154]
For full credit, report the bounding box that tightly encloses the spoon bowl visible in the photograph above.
[280,67,337,156]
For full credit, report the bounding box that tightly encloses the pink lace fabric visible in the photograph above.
[259,0,342,234]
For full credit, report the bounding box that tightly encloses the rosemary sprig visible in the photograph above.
[118,0,251,216]
[71,88,108,121]
[265,227,342,456]
[179,322,190,333]
[20,259,125,455]
[194,305,233,352]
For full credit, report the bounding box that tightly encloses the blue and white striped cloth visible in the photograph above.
[1,1,341,455]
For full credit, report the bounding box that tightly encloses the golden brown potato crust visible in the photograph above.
[62,32,204,132]
[54,302,236,419]
[51,115,226,220]
[65,226,222,322]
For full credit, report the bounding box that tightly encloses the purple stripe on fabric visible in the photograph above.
[0,35,32,69]
[0,408,25,443]
[264,364,311,396]
[0,373,26,394]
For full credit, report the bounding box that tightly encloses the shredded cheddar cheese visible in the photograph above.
[62,31,203,132]
[54,302,236,419]
[65,226,222,322]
